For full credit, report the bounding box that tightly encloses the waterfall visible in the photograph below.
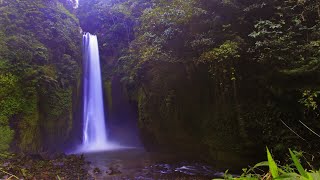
[78,33,119,152]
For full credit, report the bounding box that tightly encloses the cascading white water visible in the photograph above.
[78,33,119,152]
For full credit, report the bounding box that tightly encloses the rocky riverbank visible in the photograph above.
[0,154,91,179]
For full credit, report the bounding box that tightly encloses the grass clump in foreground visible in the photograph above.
[216,148,320,180]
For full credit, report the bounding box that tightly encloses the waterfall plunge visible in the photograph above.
[77,33,120,153]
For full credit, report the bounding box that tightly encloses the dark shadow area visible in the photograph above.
[105,76,142,147]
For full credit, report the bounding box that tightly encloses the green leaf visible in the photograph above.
[275,173,299,179]
[308,171,320,180]
[21,168,27,177]
[289,149,309,179]
[267,147,279,178]
[253,161,269,169]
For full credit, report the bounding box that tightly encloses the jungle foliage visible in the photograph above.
[0,0,319,168]
[217,148,320,180]
[0,0,81,152]
[78,0,320,164]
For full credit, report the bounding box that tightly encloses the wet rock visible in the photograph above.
[2,162,10,167]
[23,159,34,169]
[0,154,92,180]
[107,166,121,175]
[93,167,101,174]
[48,152,67,160]
[27,154,44,161]
[52,161,64,167]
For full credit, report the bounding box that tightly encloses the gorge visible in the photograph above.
[0,0,319,179]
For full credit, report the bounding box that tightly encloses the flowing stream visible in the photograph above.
[84,149,224,179]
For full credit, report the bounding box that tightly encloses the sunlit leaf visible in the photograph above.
[289,149,308,179]
[267,147,279,178]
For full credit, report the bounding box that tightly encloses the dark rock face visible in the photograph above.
[107,166,122,175]
[93,167,101,174]
[104,76,142,147]
[135,62,250,154]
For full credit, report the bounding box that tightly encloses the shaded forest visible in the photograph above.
[78,0,320,161]
[0,0,320,179]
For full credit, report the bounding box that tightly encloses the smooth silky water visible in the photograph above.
[76,33,122,153]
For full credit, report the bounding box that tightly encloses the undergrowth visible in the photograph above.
[215,148,320,180]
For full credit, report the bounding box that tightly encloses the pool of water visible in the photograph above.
[84,148,224,179]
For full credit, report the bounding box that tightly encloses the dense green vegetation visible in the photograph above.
[0,0,319,177]
[77,0,320,164]
[217,148,320,179]
[0,0,81,153]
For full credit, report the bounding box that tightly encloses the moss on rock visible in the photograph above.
[0,0,81,153]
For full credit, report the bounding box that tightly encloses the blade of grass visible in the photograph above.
[253,161,269,168]
[289,149,308,179]
[267,147,279,178]
[275,173,299,179]
[0,169,19,180]
[245,161,269,174]
[308,170,320,180]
